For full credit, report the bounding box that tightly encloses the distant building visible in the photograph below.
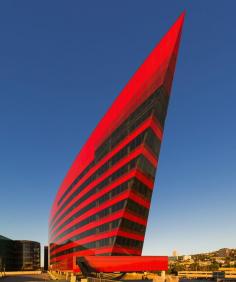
[173,250,178,257]
[0,235,16,271]
[44,246,48,271]
[183,255,192,261]
[215,258,225,264]
[15,240,40,270]
[0,235,40,271]
[213,271,225,279]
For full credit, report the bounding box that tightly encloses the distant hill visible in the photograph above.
[192,248,236,258]
[210,248,236,257]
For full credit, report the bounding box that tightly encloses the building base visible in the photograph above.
[77,256,168,274]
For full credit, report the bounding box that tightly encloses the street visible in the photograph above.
[0,274,66,282]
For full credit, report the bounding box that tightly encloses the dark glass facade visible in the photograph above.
[44,246,48,271]
[49,13,184,272]
[15,241,40,271]
[0,236,40,271]
[0,235,16,271]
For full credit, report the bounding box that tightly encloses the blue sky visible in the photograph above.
[0,1,235,263]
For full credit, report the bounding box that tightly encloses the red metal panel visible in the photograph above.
[80,256,168,272]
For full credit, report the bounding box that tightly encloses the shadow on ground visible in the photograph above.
[0,274,66,282]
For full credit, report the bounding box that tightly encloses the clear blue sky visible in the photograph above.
[0,1,235,263]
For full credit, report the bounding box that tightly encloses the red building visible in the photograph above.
[49,12,185,273]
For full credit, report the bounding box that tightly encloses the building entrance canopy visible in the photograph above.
[77,256,168,273]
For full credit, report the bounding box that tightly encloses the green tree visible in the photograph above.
[209,261,219,271]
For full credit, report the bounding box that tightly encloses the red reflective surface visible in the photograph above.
[79,256,168,272]
[49,12,185,272]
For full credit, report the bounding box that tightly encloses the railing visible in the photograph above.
[87,277,118,282]
[178,270,236,279]
[178,271,212,278]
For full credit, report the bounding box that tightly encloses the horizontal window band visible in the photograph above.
[51,144,145,230]
[50,245,141,263]
[50,209,147,249]
[54,116,158,213]
[50,228,144,257]
[94,87,164,162]
[50,178,150,247]
[50,179,131,239]
[50,86,166,226]
[50,190,150,244]
[50,196,129,243]
[51,134,155,234]
[50,217,146,254]
[50,173,136,239]
[54,87,163,212]
[50,172,153,241]
[50,149,156,236]
[50,165,155,239]
[52,195,129,242]
[50,119,160,227]
[50,236,143,260]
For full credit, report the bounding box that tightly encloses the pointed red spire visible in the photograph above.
[52,12,185,215]
[94,11,185,148]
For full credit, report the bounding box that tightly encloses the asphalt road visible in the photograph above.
[0,274,67,282]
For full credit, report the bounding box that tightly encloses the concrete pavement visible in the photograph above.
[0,273,67,282]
